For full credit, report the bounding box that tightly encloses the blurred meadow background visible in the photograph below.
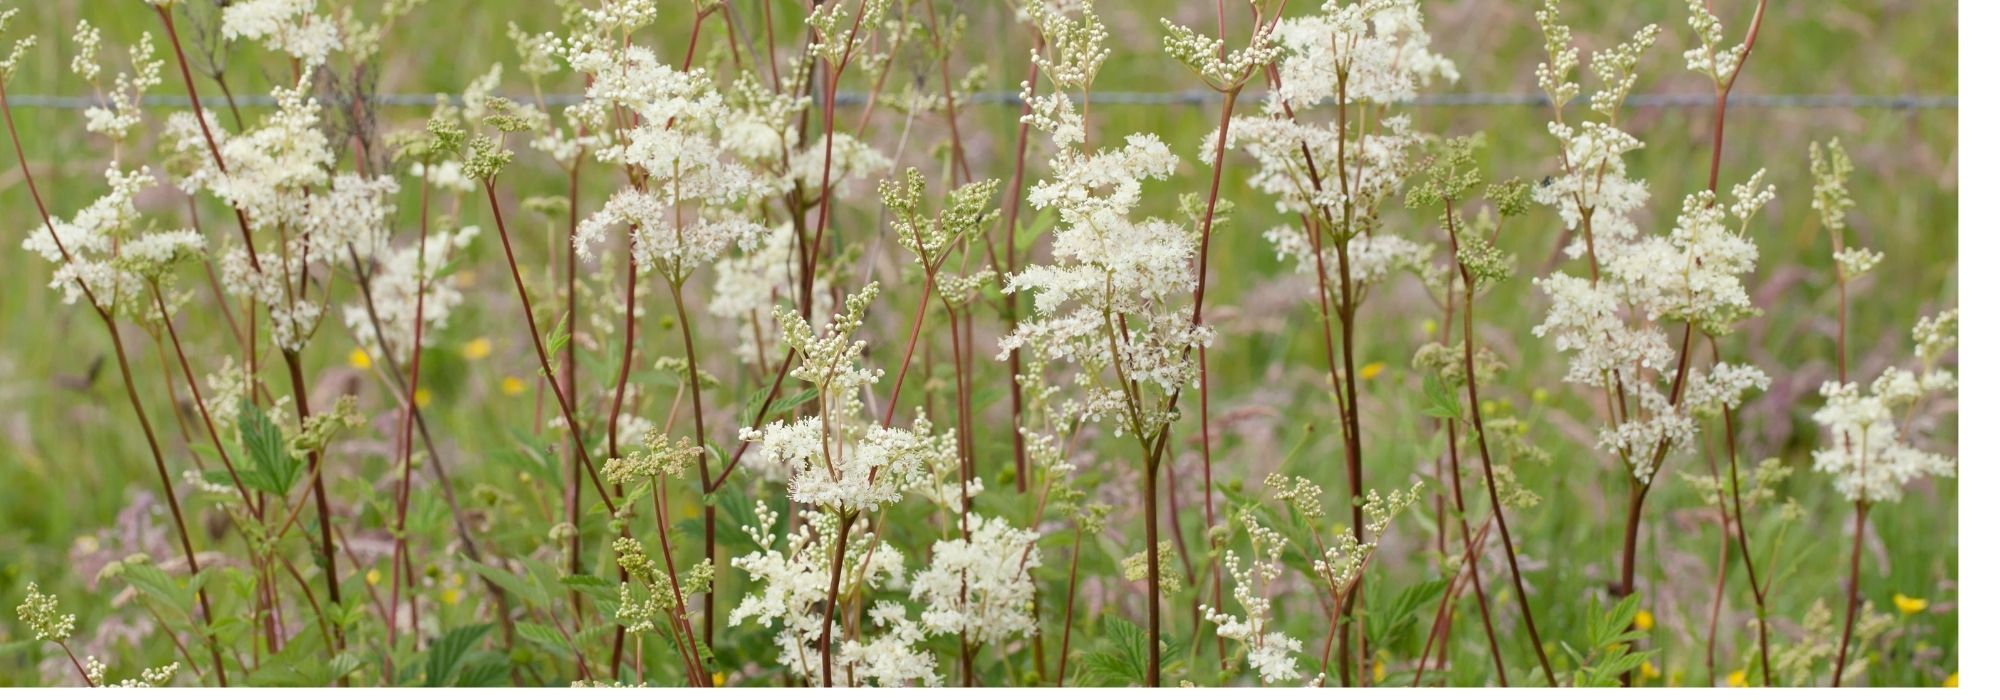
[0,0,1956,687]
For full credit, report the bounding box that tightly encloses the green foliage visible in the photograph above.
[1077,616,1185,687]
[1561,594,1656,687]
[236,399,302,496]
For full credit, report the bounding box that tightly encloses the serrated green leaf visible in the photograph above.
[424,623,493,687]
[461,557,552,609]
[237,398,301,495]
[517,622,573,655]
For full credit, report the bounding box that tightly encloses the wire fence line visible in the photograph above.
[4,91,1959,111]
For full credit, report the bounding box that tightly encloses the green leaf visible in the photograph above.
[461,557,552,609]
[1077,616,1182,687]
[544,312,572,357]
[1421,373,1463,421]
[455,655,511,687]
[237,398,301,495]
[1366,577,1449,649]
[424,623,493,687]
[770,386,819,415]
[714,488,761,549]
[1014,204,1056,251]
[517,622,573,655]
[118,562,196,615]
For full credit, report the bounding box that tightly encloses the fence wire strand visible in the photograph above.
[3,91,1958,111]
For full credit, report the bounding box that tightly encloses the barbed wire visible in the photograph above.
[3,91,1958,111]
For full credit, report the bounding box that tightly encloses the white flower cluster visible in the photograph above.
[1202,514,1303,684]
[909,514,1041,647]
[341,226,480,361]
[21,165,160,309]
[710,223,827,369]
[165,80,337,237]
[220,0,342,69]
[76,25,163,141]
[835,603,941,687]
[1267,0,1458,107]
[1812,311,1958,503]
[559,31,769,278]
[1682,0,1748,80]
[1219,1,1450,307]
[730,504,930,685]
[85,656,179,688]
[1529,5,1772,482]
[1002,3,1211,434]
[741,285,955,513]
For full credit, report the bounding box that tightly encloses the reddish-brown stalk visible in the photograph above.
[664,276,720,652]
[1187,72,1241,647]
[1052,522,1086,686]
[942,300,978,684]
[154,6,346,641]
[342,242,517,654]
[1416,352,1509,682]
[605,244,641,678]
[1415,274,1508,685]
[1257,62,1365,685]
[797,0,872,321]
[1831,501,1869,686]
[999,35,1046,496]
[819,512,859,687]
[3,80,231,686]
[1706,337,1774,683]
[1442,199,1557,684]
[109,314,232,684]
[386,167,435,675]
[1699,434,1731,684]
[921,0,973,185]
[149,283,260,515]
[481,178,641,675]
[648,474,712,685]
[563,157,587,640]
[1414,515,1497,686]
[1612,9,1768,684]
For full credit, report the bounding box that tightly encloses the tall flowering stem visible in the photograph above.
[1408,138,1556,683]
[2,61,230,688]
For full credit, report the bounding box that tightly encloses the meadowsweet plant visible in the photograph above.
[0,0,1956,690]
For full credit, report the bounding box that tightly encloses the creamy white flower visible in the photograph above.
[1203,514,1302,684]
[730,505,911,685]
[220,0,341,68]
[341,226,479,361]
[22,165,156,308]
[833,603,940,687]
[1813,312,1958,503]
[1812,380,1955,503]
[910,515,1040,646]
[1268,0,1457,107]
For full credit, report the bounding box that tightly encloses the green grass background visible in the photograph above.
[0,0,1957,687]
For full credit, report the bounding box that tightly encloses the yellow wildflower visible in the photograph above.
[349,349,373,370]
[1944,672,1957,688]
[440,587,462,605]
[1727,669,1747,687]
[1634,609,1655,631]
[1372,656,1386,684]
[1360,361,1387,381]
[501,376,527,396]
[712,672,725,687]
[365,569,382,587]
[1893,593,1928,616]
[414,388,433,408]
[1640,661,1661,682]
[462,337,493,360]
